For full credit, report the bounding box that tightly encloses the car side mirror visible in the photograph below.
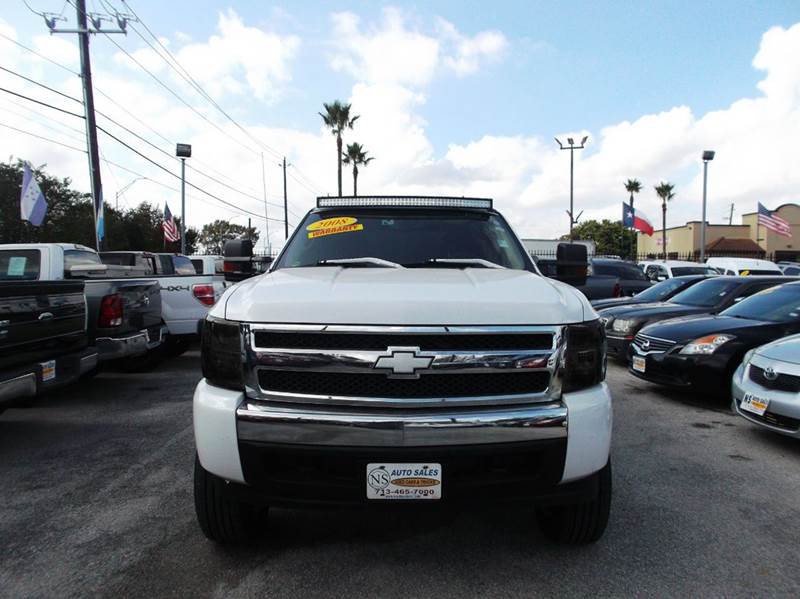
[223,239,256,282]
[553,243,588,287]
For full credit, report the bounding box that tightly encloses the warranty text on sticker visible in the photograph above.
[307,216,363,238]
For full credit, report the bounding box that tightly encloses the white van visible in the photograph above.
[638,259,717,281]
[705,257,783,276]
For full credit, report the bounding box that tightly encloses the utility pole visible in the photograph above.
[555,136,588,239]
[261,153,270,254]
[281,157,289,239]
[46,0,129,250]
[728,203,735,225]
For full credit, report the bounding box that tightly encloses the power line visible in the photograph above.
[0,120,86,152]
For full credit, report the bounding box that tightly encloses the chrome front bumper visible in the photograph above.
[237,400,567,447]
[96,325,167,361]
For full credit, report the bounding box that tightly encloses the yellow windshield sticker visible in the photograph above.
[307,217,363,238]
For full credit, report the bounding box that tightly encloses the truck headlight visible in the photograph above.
[561,320,606,393]
[679,334,735,355]
[611,318,638,334]
[200,315,244,390]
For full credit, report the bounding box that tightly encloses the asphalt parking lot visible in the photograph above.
[1,353,799,599]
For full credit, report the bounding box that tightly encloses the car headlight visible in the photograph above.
[679,334,735,355]
[200,315,245,390]
[611,318,638,334]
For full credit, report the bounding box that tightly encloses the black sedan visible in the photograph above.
[598,276,790,362]
[628,282,800,397]
[591,274,713,311]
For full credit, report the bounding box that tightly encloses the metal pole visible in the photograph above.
[261,152,270,254]
[75,0,104,250]
[282,157,288,239]
[248,217,251,241]
[700,160,708,262]
[180,158,186,254]
[569,146,574,240]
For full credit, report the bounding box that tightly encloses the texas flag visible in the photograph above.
[623,203,654,236]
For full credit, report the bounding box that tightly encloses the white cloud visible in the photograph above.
[436,18,508,76]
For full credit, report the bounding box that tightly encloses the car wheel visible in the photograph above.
[193,454,265,545]
[536,460,612,544]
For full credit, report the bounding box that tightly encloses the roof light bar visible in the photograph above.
[316,196,493,209]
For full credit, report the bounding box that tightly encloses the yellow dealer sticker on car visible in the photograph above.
[307,217,363,239]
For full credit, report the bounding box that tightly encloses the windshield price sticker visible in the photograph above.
[307,217,363,239]
[7,256,26,276]
[366,463,442,500]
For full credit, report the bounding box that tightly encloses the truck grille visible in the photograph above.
[632,333,676,354]
[749,365,800,393]
[258,370,550,399]
[245,325,562,407]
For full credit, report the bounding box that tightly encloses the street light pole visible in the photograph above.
[176,143,192,255]
[700,150,715,263]
[555,136,588,239]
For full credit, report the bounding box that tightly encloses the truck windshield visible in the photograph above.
[275,210,530,270]
[669,278,739,307]
[0,250,41,280]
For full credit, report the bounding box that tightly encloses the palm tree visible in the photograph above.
[654,182,676,259]
[624,179,642,259]
[342,143,374,197]
[319,101,360,197]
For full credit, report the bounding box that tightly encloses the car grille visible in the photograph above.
[632,333,676,353]
[252,332,554,351]
[749,365,800,393]
[258,370,550,399]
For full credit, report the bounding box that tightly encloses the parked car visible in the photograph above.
[705,257,783,276]
[590,259,652,296]
[0,244,165,363]
[599,276,789,362]
[732,333,800,438]
[638,260,717,281]
[0,279,98,415]
[777,261,800,276]
[100,251,226,352]
[629,282,800,398]
[195,196,613,545]
[591,274,714,311]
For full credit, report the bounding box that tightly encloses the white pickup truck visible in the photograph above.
[100,251,226,352]
[194,197,613,545]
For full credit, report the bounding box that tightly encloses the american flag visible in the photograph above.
[758,203,792,238]
[163,203,180,242]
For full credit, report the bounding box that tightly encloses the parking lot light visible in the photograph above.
[700,150,715,263]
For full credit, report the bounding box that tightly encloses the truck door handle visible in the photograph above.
[38,312,54,321]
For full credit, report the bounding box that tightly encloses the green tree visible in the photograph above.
[198,219,259,254]
[319,100,359,197]
[654,182,676,259]
[341,142,374,196]
[561,219,637,257]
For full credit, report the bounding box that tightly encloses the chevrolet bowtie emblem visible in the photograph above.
[374,347,434,378]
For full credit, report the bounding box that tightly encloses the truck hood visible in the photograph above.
[220,267,590,325]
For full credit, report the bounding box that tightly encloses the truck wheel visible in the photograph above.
[536,460,612,545]
[194,454,264,545]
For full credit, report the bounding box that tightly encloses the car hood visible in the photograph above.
[597,301,704,320]
[218,267,590,325]
[591,297,634,310]
[755,333,800,365]
[639,315,766,343]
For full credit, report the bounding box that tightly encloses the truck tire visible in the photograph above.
[536,460,612,545]
[193,454,264,545]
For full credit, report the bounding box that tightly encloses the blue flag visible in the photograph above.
[20,162,47,226]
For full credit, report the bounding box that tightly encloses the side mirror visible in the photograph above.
[553,243,588,287]
[223,239,256,282]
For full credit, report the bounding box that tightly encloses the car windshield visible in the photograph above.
[275,210,530,270]
[722,284,800,322]
[669,278,740,307]
[592,262,648,280]
[671,266,716,276]
[634,277,692,302]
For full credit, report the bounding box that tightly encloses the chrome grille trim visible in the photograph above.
[632,333,676,355]
[242,324,565,408]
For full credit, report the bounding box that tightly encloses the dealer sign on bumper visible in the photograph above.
[366,463,442,500]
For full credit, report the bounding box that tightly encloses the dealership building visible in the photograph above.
[637,203,800,261]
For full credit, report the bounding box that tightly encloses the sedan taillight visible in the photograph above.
[192,284,216,306]
[98,294,123,327]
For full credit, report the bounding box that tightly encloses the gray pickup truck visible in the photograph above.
[0,244,165,364]
[0,280,98,414]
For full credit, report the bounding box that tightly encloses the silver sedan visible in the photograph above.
[732,334,800,438]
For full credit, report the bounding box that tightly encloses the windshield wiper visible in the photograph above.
[425,258,506,269]
[317,257,404,269]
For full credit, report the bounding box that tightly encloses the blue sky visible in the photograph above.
[2,1,800,245]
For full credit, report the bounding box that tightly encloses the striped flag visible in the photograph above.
[758,203,792,238]
[163,203,180,242]
[20,162,47,226]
